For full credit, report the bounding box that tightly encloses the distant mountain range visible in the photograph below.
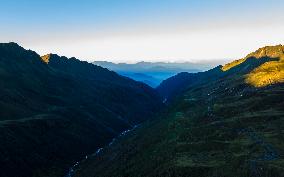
[0,43,163,177]
[93,61,215,87]
[76,45,284,177]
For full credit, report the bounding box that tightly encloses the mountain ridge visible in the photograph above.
[0,42,163,177]
[75,45,284,177]
[92,60,212,87]
[157,45,284,101]
[222,44,284,71]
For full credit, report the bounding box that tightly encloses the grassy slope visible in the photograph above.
[157,45,284,102]
[224,45,284,87]
[76,81,284,177]
[75,46,284,177]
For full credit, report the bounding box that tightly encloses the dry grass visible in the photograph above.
[245,60,284,87]
[222,58,246,71]
[222,45,284,72]
[41,54,51,63]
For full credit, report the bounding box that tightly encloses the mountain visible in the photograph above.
[93,61,214,88]
[75,45,284,177]
[156,66,223,102]
[118,72,161,88]
[0,43,163,177]
[93,61,213,72]
[157,45,284,102]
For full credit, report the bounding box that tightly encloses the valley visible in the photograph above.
[75,45,284,177]
[1,1,284,177]
[0,43,163,177]
[0,43,283,177]
[93,61,212,88]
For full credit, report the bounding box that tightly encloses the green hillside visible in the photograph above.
[75,45,284,177]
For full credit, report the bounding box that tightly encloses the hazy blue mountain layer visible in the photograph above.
[93,61,214,87]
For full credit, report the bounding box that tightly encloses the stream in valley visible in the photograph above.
[65,124,140,177]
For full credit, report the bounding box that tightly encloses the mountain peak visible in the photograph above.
[8,42,19,46]
[222,44,284,72]
[0,42,20,47]
[220,45,284,87]
[246,44,284,59]
[0,42,25,52]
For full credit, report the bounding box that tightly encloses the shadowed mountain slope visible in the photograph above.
[75,45,284,177]
[0,43,163,177]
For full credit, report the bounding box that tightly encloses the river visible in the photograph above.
[64,124,140,177]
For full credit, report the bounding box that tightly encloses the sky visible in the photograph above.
[1,0,284,63]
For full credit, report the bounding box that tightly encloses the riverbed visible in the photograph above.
[64,124,140,177]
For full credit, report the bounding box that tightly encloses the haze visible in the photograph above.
[1,0,284,63]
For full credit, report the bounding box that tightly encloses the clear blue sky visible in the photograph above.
[1,0,284,63]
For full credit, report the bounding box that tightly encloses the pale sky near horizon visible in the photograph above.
[1,0,284,64]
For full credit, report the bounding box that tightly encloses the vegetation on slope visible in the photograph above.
[75,45,284,177]
[0,43,163,177]
[223,45,284,87]
[245,60,284,87]
[222,45,284,71]
[158,45,284,101]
